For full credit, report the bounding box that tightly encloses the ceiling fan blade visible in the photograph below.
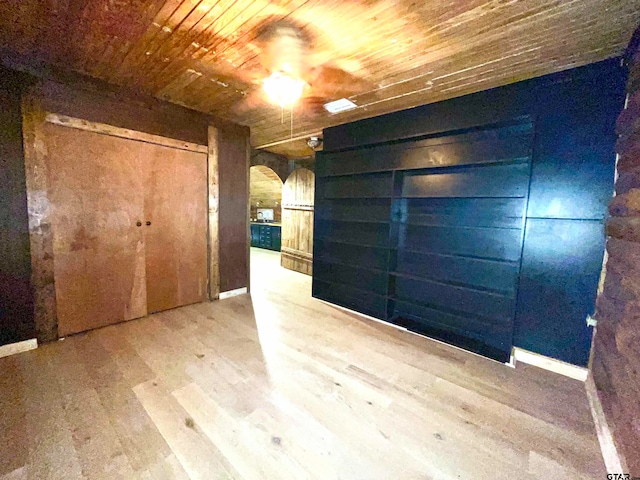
[298,96,328,117]
[305,64,375,100]
[231,89,268,118]
[257,21,310,77]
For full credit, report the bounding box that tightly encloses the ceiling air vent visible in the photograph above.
[323,98,357,114]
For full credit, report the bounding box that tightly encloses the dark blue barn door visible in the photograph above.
[388,126,533,361]
[315,121,534,362]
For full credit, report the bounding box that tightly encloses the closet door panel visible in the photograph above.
[144,146,208,313]
[44,124,147,336]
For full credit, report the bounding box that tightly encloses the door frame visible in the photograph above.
[22,93,223,342]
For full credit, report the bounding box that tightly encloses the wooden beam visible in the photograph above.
[245,133,251,293]
[207,126,220,300]
[255,131,322,150]
[22,92,59,342]
[280,247,313,261]
[45,113,208,153]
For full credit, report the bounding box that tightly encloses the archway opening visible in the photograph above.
[249,165,284,280]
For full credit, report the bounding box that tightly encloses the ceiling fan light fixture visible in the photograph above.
[263,72,305,107]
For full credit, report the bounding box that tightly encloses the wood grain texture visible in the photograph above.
[21,92,58,342]
[208,126,220,300]
[35,79,214,146]
[258,137,321,159]
[281,168,314,275]
[1,1,638,154]
[0,248,607,479]
[218,126,251,293]
[44,123,208,335]
[21,79,246,341]
[144,145,208,314]
[45,113,209,153]
[44,123,148,336]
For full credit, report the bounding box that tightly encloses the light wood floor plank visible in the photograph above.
[17,350,84,480]
[0,467,27,480]
[133,379,239,480]
[0,248,606,479]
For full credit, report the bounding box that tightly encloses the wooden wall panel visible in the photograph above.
[218,126,251,293]
[44,124,148,336]
[143,146,208,314]
[281,168,315,275]
[0,67,34,346]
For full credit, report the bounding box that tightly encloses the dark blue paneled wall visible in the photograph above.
[321,58,626,366]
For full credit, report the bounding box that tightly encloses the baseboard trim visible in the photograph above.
[318,299,509,365]
[585,374,628,474]
[0,338,38,359]
[219,287,247,300]
[511,347,588,381]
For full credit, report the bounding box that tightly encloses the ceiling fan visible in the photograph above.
[228,19,375,116]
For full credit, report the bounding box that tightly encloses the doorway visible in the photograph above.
[249,165,283,254]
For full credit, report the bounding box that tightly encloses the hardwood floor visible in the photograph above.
[0,247,605,479]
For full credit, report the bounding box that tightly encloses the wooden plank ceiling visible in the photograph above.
[1,0,639,157]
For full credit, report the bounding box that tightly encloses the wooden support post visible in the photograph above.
[21,92,58,342]
[207,126,220,300]
[245,134,251,293]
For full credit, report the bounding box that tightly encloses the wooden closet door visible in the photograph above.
[45,124,148,336]
[144,145,208,313]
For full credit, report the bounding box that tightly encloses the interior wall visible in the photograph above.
[219,127,250,293]
[289,156,316,173]
[2,69,249,344]
[321,58,627,366]
[0,67,34,345]
[591,36,640,475]
[251,150,288,182]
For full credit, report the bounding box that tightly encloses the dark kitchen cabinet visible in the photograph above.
[250,223,281,251]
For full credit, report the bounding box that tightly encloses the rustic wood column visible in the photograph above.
[22,91,58,342]
[208,126,221,300]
